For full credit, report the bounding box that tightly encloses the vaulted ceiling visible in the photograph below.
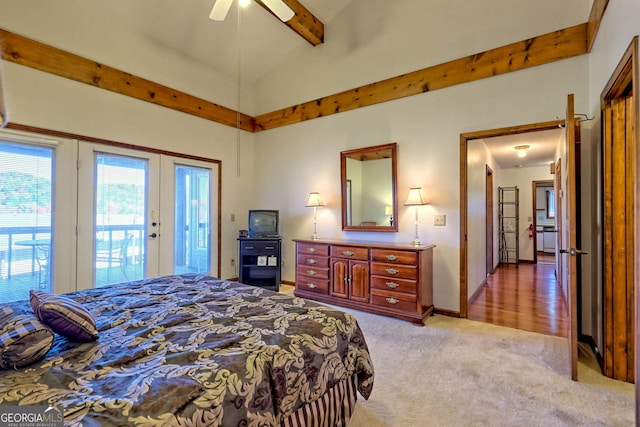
[0,0,605,138]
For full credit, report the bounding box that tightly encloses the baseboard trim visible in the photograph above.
[434,308,461,318]
[468,278,487,306]
[580,333,604,368]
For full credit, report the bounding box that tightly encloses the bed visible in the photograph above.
[0,274,374,426]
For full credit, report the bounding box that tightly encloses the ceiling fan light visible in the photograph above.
[210,0,234,21]
[262,0,295,21]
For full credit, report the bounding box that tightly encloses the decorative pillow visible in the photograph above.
[0,307,54,369]
[30,290,99,342]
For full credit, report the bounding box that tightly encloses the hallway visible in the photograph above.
[468,258,568,338]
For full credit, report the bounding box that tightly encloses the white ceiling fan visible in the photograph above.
[209,0,295,22]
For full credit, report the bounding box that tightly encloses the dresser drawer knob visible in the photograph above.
[307,259,317,264]
[307,270,317,275]
[386,268,399,275]
[307,283,317,289]
[342,251,354,256]
[386,281,399,289]
[386,297,399,304]
[386,254,399,261]
[308,247,317,253]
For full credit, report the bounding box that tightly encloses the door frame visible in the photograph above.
[485,165,494,276]
[600,37,638,387]
[460,120,564,317]
[532,180,555,263]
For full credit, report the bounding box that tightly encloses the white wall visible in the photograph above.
[253,56,589,312]
[466,139,501,300]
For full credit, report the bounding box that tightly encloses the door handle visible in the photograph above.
[559,248,588,256]
[148,233,158,238]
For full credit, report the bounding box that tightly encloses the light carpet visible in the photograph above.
[279,287,634,426]
[347,310,634,426]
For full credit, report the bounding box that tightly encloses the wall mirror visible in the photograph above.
[341,143,398,232]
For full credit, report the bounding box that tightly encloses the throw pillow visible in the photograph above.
[30,290,99,342]
[0,307,54,369]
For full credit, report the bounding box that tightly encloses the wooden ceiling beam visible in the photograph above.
[255,0,324,46]
[254,24,588,131]
[587,0,609,52]
[0,29,254,132]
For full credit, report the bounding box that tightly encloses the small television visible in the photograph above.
[248,210,279,237]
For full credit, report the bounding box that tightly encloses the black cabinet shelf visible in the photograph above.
[238,237,281,291]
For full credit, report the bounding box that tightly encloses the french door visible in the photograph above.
[77,144,218,290]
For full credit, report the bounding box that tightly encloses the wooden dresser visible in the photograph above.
[293,239,435,324]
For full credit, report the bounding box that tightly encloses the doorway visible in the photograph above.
[460,120,563,319]
[533,180,555,265]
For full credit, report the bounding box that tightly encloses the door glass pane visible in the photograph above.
[0,142,53,303]
[174,165,210,274]
[95,153,146,287]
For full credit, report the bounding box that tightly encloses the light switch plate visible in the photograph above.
[434,214,446,226]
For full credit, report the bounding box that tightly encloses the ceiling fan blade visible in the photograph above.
[209,0,233,21]
[261,0,295,22]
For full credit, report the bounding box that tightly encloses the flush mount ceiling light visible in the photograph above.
[514,145,530,158]
[209,0,295,22]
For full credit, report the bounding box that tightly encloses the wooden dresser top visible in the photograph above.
[293,238,436,251]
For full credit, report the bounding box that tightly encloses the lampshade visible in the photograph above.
[404,187,428,206]
[305,192,325,207]
[385,205,393,216]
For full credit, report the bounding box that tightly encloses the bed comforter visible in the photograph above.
[0,274,374,426]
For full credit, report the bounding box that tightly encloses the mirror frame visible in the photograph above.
[340,142,398,232]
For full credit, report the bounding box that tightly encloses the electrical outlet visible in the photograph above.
[434,214,446,226]
[230,213,235,222]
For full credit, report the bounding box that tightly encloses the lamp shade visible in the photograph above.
[404,187,428,206]
[385,205,393,216]
[305,192,325,207]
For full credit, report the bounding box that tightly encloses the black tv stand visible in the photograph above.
[238,237,281,292]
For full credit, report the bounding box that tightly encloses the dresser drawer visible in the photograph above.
[331,246,369,260]
[297,254,330,268]
[370,263,417,280]
[371,289,417,312]
[297,265,330,280]
[371,276,417,295]
[297,242,329,256]
[296,277,329,295]
[371,249,417,265]
[240,240,279,254]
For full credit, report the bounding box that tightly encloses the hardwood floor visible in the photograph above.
[468,256,568,337]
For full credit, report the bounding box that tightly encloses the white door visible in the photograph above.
[158,156,219,277]
[77,144,219,289]
[77,144,160,289]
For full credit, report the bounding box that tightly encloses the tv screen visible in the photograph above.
[248,210,279,236]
